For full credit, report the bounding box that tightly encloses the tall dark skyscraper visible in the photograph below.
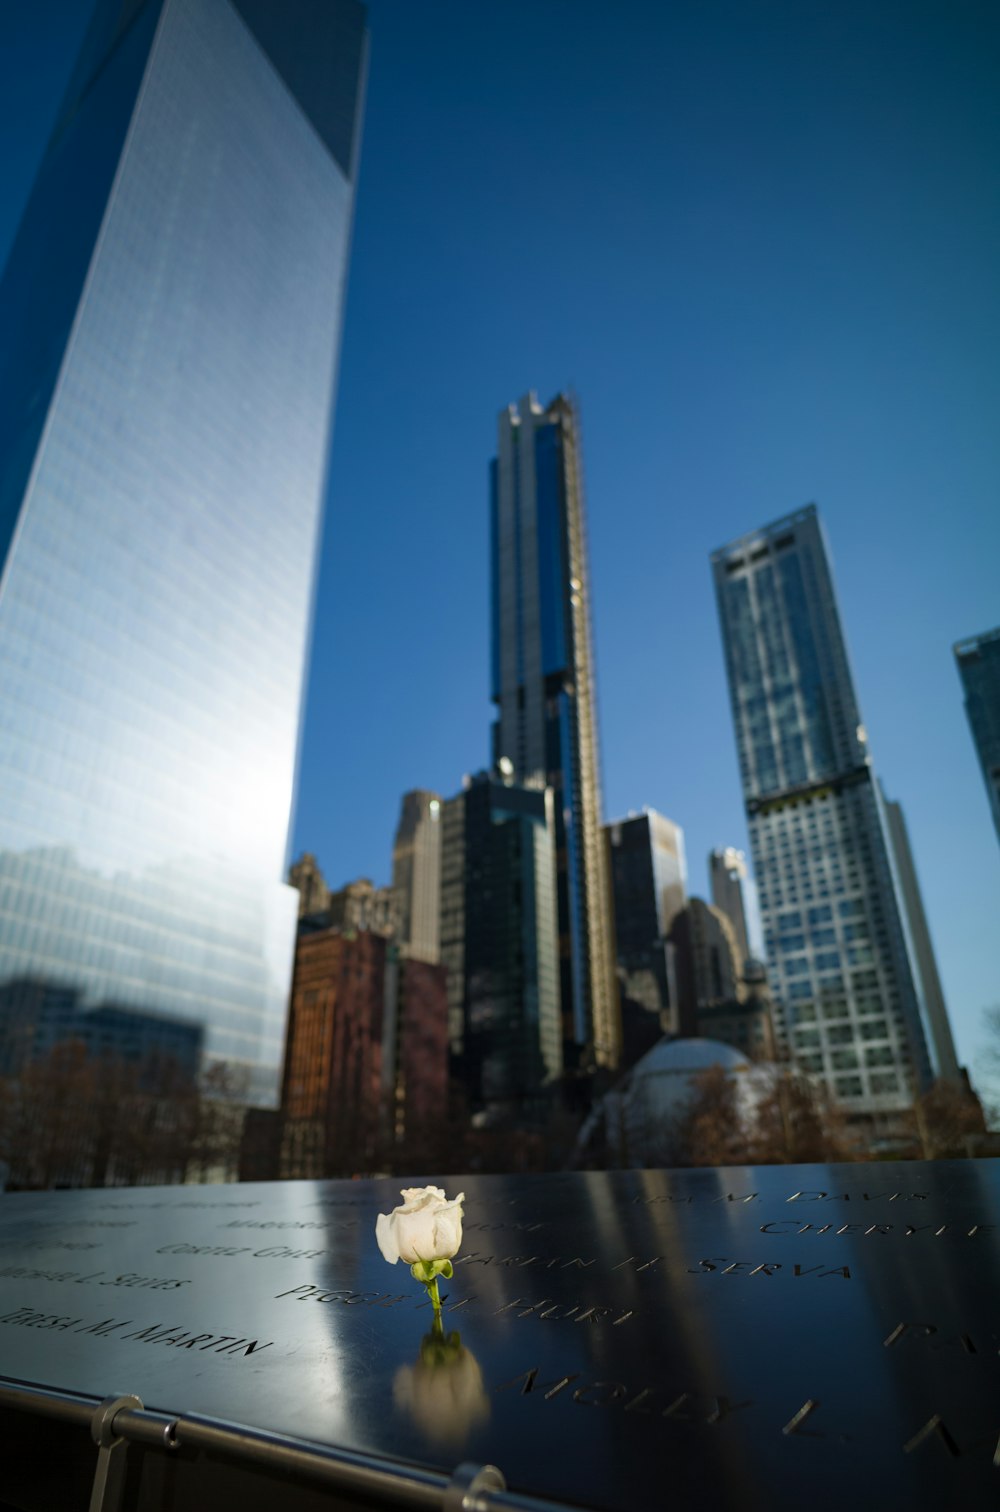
[605,809,686,1031]
[439,768,562,1115]
[712,505,946,1116]
[954,626,1000,848]
[0,0,366,1103]
[490,393,618,1069]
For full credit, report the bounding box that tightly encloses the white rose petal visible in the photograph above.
[376,1186,466,1266]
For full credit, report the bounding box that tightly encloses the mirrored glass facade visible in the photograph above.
[712,507,942,1115]
[439,772,561,1117]
[490,393,618,1069]
[0,0,366,1103]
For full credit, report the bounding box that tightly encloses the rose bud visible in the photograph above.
[376,1186,465,1268]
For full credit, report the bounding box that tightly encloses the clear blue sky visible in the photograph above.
[2,1,998,1084]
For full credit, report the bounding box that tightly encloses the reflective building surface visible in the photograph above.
[605,809,686,1037]
[490,393,618,1068]
[2,1162,999,1511]
[0,0,366,1102]
[440,769,562,1115]
[954,625,1000,848]
[712,506,942,1115]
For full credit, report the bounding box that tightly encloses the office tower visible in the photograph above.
[954,626,1000,846]
[381,950,450,1151]
[392,790,442,961]
[439,767,562,1116]
[667,899,776,1060]
[709,846,763,967]
[881,790,961,1084]
[269,929,448,1179]
[278,928,387,1177]
[666,899,741,1031]
[0,0,366,1104]
[288,854,332,919]
[490,392,618,1068]
[605,809,686,1038]
[712,505,939,1115]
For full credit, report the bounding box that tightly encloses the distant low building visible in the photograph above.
[291,870,397,938]
[327,878,396,938]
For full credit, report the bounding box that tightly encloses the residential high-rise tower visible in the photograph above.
[712,506,941,1115]
[490,393,618,1068]
[0,0,366,1103]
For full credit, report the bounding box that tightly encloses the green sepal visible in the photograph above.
[410,1258,453,1284]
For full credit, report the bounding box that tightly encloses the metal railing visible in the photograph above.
[0,1374,577,1512]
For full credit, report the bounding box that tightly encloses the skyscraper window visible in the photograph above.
[0,0,367,1103]
[712,505,958,1115]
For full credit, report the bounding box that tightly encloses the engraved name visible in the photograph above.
[760,1222,993,1239]
[631,1190,929,1206]
[272,1285,633,1324]
[0,1306,271,1357]
[687,1257,852,1279]
[0,1266,189,1289]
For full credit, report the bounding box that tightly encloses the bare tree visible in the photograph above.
[0,1046,249,1189]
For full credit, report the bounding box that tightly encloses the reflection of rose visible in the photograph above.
[393,1330,490,1446]
[376,1186,464,1266]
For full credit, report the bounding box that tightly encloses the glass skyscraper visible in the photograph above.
[954,626,1000,848]
[712,505,943,1115]
[490,393,618,1069]
[0,0,366,1103]
[439,768,562,1115]
[605,810,686,1029]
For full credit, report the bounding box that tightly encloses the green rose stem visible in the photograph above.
[410,1258,454,1317]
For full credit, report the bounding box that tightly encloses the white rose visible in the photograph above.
[375,1185,465,1267]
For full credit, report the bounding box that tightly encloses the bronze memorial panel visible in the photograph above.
[0,1161,998,1510]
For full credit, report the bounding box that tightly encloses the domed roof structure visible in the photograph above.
[569,1036,758,1168]
[628,1036,750,1083]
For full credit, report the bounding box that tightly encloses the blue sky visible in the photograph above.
[2,0,998,1084]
